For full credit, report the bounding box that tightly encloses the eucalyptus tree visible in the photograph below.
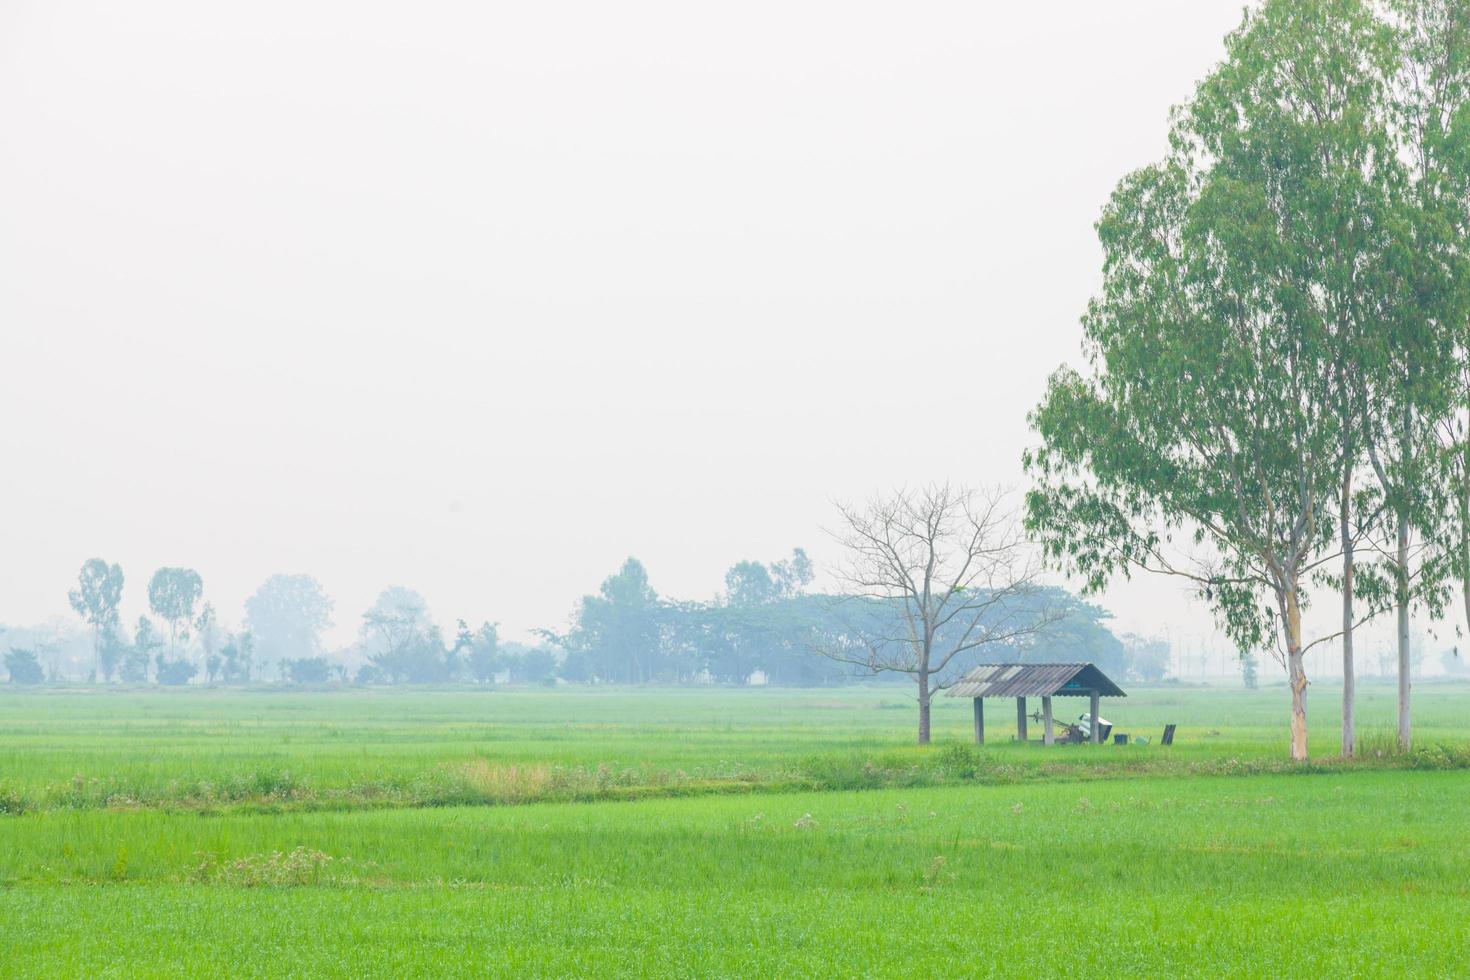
[1194,0,1409,758]
[1189,0,1420,758]
[147,567,205,663]
[1382,0,1470,750]
[1027,0,1400,761]
[67,558,124,681]
[1315,0,1470,752]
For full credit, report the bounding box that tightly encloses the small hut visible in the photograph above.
[946,663,1126,745]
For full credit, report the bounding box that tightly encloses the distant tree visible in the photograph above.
[99,625,128,683]
[194,602,220,678]
[463,620,500,684]
[147,567,204,663]
[154,654,198,686]
[1119,635,1171,684]
[244,574,334,672]
[67,558,125,681]
[724,561,777,606]
[4,648,44,685]
[218,630,254,683]
[822,485,1055,744]
[1240,652,1259,690]
[122,616,161,683]
[283,657,333,684]
[360,587,449,682]
[1441,648,1468,677]
[505,646,557,685]
[1014,595,1127,676]
[771,548,815,597]
[726,549,816,607]
[559,559,663,683]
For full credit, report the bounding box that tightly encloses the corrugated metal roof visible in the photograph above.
[945,662,1126,698]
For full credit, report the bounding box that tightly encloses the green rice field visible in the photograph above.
[3,684,1469,976]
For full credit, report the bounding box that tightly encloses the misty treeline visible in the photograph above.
[1027,0,1470,760]
[3,549,1152,689]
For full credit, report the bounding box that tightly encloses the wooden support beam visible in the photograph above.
[1090,691,1101,745]
[1042,696,1054,746]
[1016,697,1027,742]
[973,697,984,745]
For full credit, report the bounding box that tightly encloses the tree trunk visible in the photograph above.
[1463,439,1470,638]
[1397,515,1412,753]
[1463,552,1470,650]
[916,671,931,745]
[1284,586,1309,762]
[1341,469,1355,759]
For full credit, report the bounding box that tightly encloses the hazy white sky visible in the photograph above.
[1,0,1272,651]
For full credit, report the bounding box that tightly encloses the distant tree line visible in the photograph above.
[3,548,1143,689]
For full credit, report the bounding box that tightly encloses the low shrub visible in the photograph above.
[191,846,335,887]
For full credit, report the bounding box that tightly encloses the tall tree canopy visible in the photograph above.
[1025,0,1416,760]
[67,558,124,681]
[147,567,204,662]
[244,573,335,668]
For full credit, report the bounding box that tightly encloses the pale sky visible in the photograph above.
[2,1,1279,652]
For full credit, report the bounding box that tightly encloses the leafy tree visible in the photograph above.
[503,645,557,684]
[1025,0,1408,760]
[1239,652,1259,689]
[4,648,44,685]
[217,630,254,684]
[147,567,204,664]
[461,620,500,684]
[283,657,334,684]
[98,624,128,683]
[725,561,777,606]
[154,654,198,686]
[67,558,124,681]
[1367,0,1470,751]
[771,548,815,597]
[122,616,160,683]
[360,587,450,682]
[561,559,662,684]
[1119,635,1170,684]
[725,549,815,606]
[244,574,334,673]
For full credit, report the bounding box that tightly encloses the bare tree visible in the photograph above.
[822,484,1055,744]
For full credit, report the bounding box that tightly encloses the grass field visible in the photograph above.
[3,683,1470,976]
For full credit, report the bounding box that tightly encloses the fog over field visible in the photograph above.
[0,0,1252,648]
[8,5,1470,976]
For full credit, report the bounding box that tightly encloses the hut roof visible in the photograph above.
[945,663,1126,699]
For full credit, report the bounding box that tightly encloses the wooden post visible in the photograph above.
[1089,691,1101,745]
[1016,697,1027,742]
[1042,696,1054,746]
[973,697,984,745]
